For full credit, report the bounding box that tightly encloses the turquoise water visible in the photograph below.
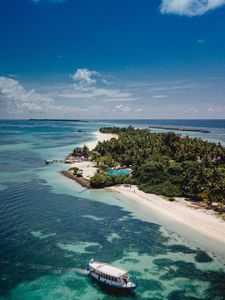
[105,169,130,175]
[1,119,225,300]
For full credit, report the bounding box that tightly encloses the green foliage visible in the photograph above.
[141,182,182,197]
[72,145,90,158]
[69,167,80,175]
[95,126,225,205]
[137,161,167,184]
[90,173,131,188]
[98,155,118,169]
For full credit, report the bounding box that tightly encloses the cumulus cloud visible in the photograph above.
[112,104,130,113]
[61,68,134,102]
[0,76,78,115]
[71,68,99,87]
[0,72,134,117]
[160,0,225,16]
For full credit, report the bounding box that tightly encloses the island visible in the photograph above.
[149,125,210,133]
[63,126,225,210]
[29,119,89,122]
[60,126,225,246]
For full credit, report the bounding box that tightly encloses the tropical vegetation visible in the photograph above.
[91,126,225,208]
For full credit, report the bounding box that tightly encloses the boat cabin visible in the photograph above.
[88,260,136,291]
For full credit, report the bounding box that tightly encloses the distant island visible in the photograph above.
[149,125,210,133]
[29,119,89,122]
[62,126,225,215]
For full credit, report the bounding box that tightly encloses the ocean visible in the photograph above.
[0,119,225,300]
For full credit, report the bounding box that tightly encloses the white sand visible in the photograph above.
[69,131,117,179]
[69,161,97,179]
[67,130,225,247]
[85,131,117,151]
[108,185,225,245]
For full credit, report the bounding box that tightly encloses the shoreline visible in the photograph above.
[62,129,225,248]
[66,131,117,180]
[84,131,117,151]
[108,185,225,246]
[61,170,90,188]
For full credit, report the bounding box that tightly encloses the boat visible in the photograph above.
[87,259,138,292]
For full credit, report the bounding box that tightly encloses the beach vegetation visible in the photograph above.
[93,126,225,207]
[69,167,80,175]
[90,173,131,188]
[97,155,118,170]
[72,145,90,158]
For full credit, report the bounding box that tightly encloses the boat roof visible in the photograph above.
[90,261,127,277]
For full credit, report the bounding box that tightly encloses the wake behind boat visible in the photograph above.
[87,259,138,292]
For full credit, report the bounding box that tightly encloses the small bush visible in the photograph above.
[69,167,80,175]
[168,197,175,202]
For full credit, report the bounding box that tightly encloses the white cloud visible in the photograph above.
[60,87,131,100]
[0,76,78,115]
[160,0,225,16]
[152,95,168,99]
[71,68,99,87]
[0,72,134,117]
[112,104,130,113]
[60,68,134,102]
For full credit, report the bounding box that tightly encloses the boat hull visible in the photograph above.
[89,273,137,293]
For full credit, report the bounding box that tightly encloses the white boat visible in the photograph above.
[87,259,138,292]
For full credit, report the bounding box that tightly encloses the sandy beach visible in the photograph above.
[69,131,117,179]
[66,130,225,247]
[85,131,117,151]
[108,185,225,246]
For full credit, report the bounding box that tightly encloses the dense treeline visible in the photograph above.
[94,126,225,207]
[90,173,130,188]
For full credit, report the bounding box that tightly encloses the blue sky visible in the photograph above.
[0,0,225,119]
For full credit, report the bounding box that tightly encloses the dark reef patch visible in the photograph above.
[195,250,213,263]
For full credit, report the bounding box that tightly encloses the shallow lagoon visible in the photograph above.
[1,120,225,300]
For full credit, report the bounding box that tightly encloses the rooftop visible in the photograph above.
[90,261,127,277]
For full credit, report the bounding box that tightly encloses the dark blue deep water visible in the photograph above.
[0,119,225,300]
